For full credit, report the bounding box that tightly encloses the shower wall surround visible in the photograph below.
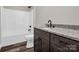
[1,6,34,47]
[1,7,31,37]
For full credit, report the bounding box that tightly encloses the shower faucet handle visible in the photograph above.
[28,29,31,32]
[29,25,31,28]
[28,25,32,32]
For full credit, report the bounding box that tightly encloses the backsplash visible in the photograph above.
[46,24,79,30]
[54,24,79,30]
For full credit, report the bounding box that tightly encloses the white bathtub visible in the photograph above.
[1,34,26,47]
[1,34,34,47]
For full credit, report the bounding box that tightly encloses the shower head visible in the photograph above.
[28,6,32,8]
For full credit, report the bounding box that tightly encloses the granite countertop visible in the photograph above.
[35,27,79,41]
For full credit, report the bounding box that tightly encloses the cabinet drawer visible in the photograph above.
[59,36,79,45]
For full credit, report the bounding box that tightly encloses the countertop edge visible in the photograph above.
[34,27,79,42]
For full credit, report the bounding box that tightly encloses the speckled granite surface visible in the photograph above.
[54,24,79,30]
[35,27,79,41]
[46,24,79,30]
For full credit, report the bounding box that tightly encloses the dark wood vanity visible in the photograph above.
[34,28,49,52]
[34,28,79,52]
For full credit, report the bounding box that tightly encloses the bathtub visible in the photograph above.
[1,34,34,48]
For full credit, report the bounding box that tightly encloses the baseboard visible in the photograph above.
[0,41,27,52]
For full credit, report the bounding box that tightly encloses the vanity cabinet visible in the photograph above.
[34,28,42,52]
[34,28,79,52]
[50,33,79,52]
[34,28,49,52]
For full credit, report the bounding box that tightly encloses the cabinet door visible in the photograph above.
[40,30,49,52]
[34,28,42,52]
[50,33,61,52]
[59,36,79,52]
[50,33,70,52]
[34,28,49,52]
[50,33,79,52]
[34,37,42,52]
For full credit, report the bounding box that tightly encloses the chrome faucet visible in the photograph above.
[48,20,55,28]
[48,20,52,28]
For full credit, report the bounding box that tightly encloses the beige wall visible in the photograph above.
[35,6,79,27]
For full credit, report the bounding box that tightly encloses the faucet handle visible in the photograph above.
[29,25,31,28]
[48,20,52,23]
